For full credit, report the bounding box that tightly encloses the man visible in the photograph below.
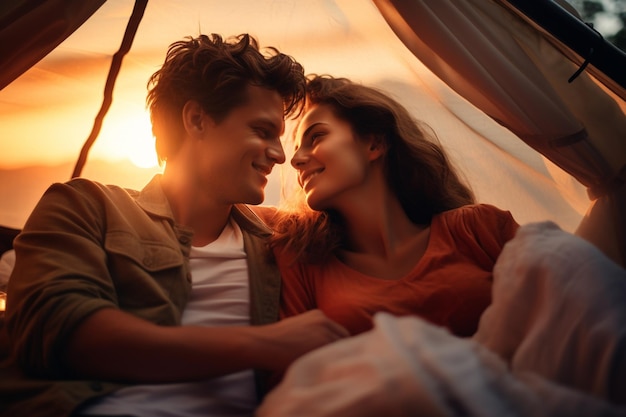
[0,33,348,417]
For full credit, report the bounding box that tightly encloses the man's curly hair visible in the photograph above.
[147,33,306,162]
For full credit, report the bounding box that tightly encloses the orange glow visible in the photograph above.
[92,107,159,169]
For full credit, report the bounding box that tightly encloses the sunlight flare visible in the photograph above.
[92,108,158,168]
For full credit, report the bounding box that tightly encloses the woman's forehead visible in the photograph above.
[297,104,335,132]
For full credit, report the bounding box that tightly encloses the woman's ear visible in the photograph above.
[366,135,387,162]
[182,100,205,136]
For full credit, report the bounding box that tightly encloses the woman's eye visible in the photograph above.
[311,132,324,143]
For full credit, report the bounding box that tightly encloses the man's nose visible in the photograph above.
[267,141,286,164]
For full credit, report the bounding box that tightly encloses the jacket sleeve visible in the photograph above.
[6,181,119,377]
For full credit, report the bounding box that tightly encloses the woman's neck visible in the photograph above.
[333,180,430,280]
[340,191,424,257]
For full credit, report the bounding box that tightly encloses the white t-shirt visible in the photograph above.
[82,219,256,417]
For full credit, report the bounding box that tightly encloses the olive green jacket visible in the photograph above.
[0,175,280,417]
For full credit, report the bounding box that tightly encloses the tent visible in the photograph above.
[0,0,625,266]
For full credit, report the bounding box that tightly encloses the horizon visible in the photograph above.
[0,158,161,229]
[0,157,288,230]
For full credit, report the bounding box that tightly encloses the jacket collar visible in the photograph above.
[134,174,174,219]
[231,204,274,238]
[135,174,273,238]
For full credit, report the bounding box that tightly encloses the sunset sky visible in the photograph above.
[0,0,424,227]
[1,0,408,169]
[0,0,596,231]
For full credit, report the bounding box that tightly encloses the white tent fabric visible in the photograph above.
[0,0,624,264]
[374,0,626,265]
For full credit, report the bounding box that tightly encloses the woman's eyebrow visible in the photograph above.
[300,122,323,140]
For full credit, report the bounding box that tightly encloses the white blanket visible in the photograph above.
[0,249,14,291]
[475,221,626,403]
[257,222,626,416]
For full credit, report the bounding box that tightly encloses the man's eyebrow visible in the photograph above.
[251,117,283,134]
[251,117,280,129]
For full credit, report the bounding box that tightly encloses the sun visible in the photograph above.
[93,108,159,168]
[128,134,159,168]
[125,114,159,168]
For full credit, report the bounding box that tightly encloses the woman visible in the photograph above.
[269,75,519,337]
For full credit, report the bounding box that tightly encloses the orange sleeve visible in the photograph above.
[451,204,519,262]
[475,204,519,258]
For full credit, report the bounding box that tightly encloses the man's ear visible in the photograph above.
[182,100,205,136]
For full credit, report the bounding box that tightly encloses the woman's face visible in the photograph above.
[291,103,375,211]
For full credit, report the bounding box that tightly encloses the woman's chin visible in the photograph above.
[305,193,327,212]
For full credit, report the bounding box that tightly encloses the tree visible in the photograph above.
[568,0,626,52]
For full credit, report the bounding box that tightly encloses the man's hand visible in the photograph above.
[65,307,348,382]
[251,309,350,371]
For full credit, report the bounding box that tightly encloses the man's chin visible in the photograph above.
[244,192,265,206]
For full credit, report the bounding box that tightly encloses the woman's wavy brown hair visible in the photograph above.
[270,75,475,263]
[147,33,306,163]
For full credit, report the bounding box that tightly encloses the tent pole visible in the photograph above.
[72,0,149,179]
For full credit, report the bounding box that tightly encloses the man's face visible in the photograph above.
[189,85,286,205]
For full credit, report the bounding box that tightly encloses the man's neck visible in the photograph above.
[160,167,233,246]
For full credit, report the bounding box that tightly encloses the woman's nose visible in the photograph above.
[290,148,308,169]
